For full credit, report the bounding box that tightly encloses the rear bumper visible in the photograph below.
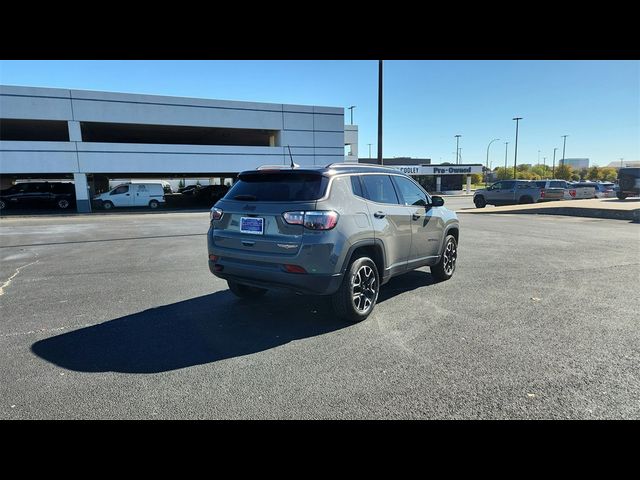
[208,259,343,295]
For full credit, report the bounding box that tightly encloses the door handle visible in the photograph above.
[126,194,130,196]
[374,211,386,218]
[412,213,421,220]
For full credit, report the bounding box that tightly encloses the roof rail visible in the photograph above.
[325,162,390,169]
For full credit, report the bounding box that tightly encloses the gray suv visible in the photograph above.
[207,164,459,322]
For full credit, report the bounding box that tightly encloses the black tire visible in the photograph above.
[0,199,6,210]
[149,200,159,209]
[103,201,114,210]
[431,235,458,282]
[474,195,486,208]
[617,192,627,200]
[519,195,533,204]
[57,199,70,209]
[331,256,379,323]
[227,280,267,299]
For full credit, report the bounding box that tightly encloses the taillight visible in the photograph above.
[540,189,545,198]
[210,207,223,221]
[208,254,218,262]
[282,210,339,230]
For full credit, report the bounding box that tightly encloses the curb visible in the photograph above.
[459,207,640,222]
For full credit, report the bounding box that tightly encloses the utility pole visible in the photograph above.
[561,135,568,167]
[513,117,523,179]
[348,106,356,125]
[504,142,509,178]
[552,147,558,177]
[367,143,372,159]
[377,60,383,166]
[486,138,500,187]
[455,135,462,164]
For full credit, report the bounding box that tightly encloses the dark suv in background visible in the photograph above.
[0,182,75,211]
[207,164,459,322]
[616,168,640,199]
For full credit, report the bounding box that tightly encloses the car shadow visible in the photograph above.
[31,269,441,374]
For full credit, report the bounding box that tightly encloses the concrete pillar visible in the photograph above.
[68,121,82,141]
[466,175,471,194]
[436,176,441,193]
[73,173,91,213]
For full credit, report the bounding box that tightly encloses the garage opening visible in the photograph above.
[80,122,277,146]
[0,119,70,141]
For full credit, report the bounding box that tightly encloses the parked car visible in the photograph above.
[207,164,459,322]
[194,184,230,206]
[616,168,640,199]
[532,180,566,201]
[473,180,564,208]
[593,182,616,198]
[0,181,75,210]
[568,182,598,199]
[93,182,165,210]
[178,184,202,195]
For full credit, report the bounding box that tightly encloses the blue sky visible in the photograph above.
[1,60,638,167]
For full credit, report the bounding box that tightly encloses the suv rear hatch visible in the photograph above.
[542,180,565,200]
[211,170,329,255]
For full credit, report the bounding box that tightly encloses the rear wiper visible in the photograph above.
[233,194,257,201]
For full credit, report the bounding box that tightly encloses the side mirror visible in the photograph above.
[431,196,445,207]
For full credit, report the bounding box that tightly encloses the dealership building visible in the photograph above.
[0,85,348,212]
[360,157,483,193]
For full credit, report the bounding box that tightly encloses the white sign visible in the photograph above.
[389,165,483,175]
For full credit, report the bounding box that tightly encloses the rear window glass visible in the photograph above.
[226,172,329,202]
[549,181,565,188]
[534,181,546,188]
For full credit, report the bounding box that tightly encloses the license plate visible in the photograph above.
[240,216,264,235]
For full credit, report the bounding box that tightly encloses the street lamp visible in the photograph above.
[504,142,509,178]
[513,117,523,179]
[561,135,568,167]
[455,135,462,164]
[543,157,547,177]
[367,143,372,159]
[486,138,500,187]
[552,147,558,177]
[377,61,383,166]
[348,105,356,125]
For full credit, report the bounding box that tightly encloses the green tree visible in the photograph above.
[587,166,600,181]
[555,164,573,180]
[599,167,617,182]
[495,167,513,180]
[471,173,483,184]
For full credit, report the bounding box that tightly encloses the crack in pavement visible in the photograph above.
[0,259,39,296]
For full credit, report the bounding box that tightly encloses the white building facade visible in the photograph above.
[0,85,347,212]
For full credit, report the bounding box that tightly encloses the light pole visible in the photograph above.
[552,147,558,177]
[377,61,383,166]
[348,105,356,125]
[367,143,372,159]
[486,138,500,187]
[561,135,568,167]
[504,142,509,178]
[538,149,541,166]
[455,135,461,164]
[458,148,462,164]
[513,117,523,179]
[543,156,547,177]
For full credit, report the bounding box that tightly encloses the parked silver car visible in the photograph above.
[473,180,564,208]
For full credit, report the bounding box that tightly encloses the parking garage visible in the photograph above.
[0,85,347,213]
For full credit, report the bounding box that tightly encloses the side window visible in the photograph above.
[392,176,428,206]
[491,182,502,190]
[360,175,400,204]
[111,185,129,195]
[350,175,364,198]
[502,181,516,190]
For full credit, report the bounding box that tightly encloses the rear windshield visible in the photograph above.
[549,181,565,188]
[534,181,546,188]
[225,172,329,202]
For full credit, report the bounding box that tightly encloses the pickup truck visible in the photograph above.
[473,180,564,208]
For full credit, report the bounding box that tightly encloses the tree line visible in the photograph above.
[491,164,617,182]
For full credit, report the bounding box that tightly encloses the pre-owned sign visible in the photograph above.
[389,165,483,175]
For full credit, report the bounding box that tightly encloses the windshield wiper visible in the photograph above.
[233,194,257,201]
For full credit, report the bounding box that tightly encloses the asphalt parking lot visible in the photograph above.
[1,207,638,419]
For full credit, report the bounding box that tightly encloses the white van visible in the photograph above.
[95,182,166,210]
